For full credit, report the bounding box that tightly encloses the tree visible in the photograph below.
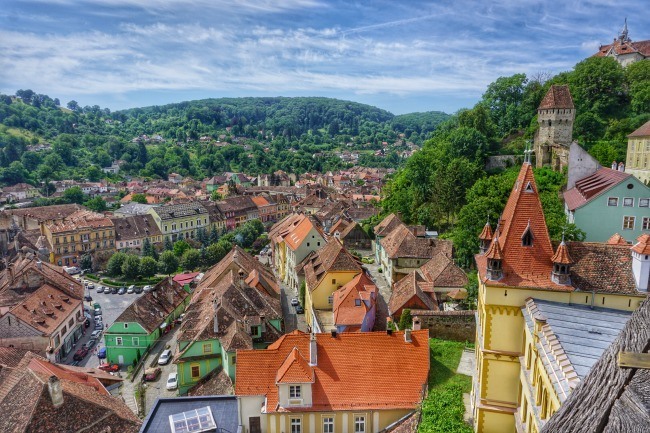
[106,252,127,276]
[66,100,80,111]
[121,255,141,279]
[158,251,179,276]
[131,193,148,204]
[142,238,157,259]
[84,196,107,212]
[204,241,229,267]
[139,256,158,278]
[568,57,627,121]
[173,239,190,257]
[398,308,412,330]
[209,226,220,244]
[164,237,173,251]
[180,249,201,271]
[80,254,93,271]
[196,227,209,247]
[63,186,86,204]
[210,190,222,201]
[299,280,306,307]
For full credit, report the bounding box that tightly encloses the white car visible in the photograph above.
[158,349,172,365]
[143,285,153,293]
[290,298,299,306]
[127,285,135,294]
[166,372,178,390]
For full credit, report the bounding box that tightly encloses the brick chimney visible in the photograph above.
[47,375,64,408]
[413,318,421,331]
[309,333,317,366]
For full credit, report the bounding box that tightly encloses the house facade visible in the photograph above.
[564,167,650,243]
[624,119,650,184]
[147,202,209,243]
[105,279,190,366]
[236,330,430,433]
[111,214,163,252]
[332,272,377,333]
[472,161,648,433]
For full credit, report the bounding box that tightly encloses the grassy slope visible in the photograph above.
[418,339,473,433]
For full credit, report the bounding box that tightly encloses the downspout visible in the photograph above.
[590,289,595,310]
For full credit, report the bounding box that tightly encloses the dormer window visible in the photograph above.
[289,385,301,398]
[524,181,534,193]
[522,226,534,247]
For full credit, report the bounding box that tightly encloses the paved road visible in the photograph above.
[263,254,307,333]
[359,250,391,331]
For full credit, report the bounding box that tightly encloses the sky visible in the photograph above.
[1,1,648,115]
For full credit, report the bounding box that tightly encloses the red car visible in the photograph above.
[98,363,120,372]
[143,367,161,381]
[73,347,89,361]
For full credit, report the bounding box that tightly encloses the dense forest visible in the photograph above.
[380,56,649,266]
[0,93,449,186]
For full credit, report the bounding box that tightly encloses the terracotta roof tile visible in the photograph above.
[419,253,468,288]
[478,221,493,241]
[380,224,452,259]
[538,85,574,109]
[628,119,650,137]
[235,330,429,412]
[563,168,631,211]
[373,213,403,237]
[632,234,650,255]
[276,347,315,383]
[607,233,630,245]
[595,38,650,58]
[303,240,362,290]
[332,273,377,327]
[551,241,574,264]
[389,271,439,315]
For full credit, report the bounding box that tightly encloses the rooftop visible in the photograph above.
[140,395,239,433]
[563,167,631,211]
[538,85,574,110]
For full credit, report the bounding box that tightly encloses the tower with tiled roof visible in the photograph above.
[534,84,575,170]
[551,238,573,285]
[478,219,493,254]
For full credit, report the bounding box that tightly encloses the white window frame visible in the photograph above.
[640,198,649,208]
[608,197,619,207]
[623,216,636,230]
[643,217,650,231]
[132,337,139,346]
[116,337,123,346]
[289,385,301,398]
[291,418,302,433]
[354,415,366,433]
[322,416,334,433]
[623,197,634,207]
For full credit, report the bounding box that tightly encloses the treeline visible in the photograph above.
[381,56,649,266]
[0,94,450,186]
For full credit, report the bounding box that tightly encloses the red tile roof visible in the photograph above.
[632,234,650,255]
[303,239,362,291]
[628,119,650,138]
[607,233,630,245]
[275,347,315,383]
[595,39,650,58]
[235,330,429,412]
[563,168,630,211]
[373,213,403,237]
[551,241,574,264]
[538,85,574,109]
[285,216,323,251]
[389,270,439,315]
[478,221,493,241]
[332,272,377,327]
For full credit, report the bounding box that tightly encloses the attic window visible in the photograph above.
[355,299,361,306]
[522,228,534,247]
[524,181,534,193]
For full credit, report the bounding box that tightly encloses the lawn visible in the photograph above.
[418,338,474,433]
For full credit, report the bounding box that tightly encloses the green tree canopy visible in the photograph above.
[158,250,179,276]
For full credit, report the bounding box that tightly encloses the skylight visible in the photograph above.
[169,406,216,433]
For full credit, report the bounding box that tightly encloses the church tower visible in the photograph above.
[534,85,575,170]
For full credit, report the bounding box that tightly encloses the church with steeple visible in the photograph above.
[471,156,649,433]
[594,19,650,67]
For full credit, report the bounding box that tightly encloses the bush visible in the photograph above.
[139,256,158,278]
[106,252,127,277]
[399,308,412,330]
[378,268,383,273]
[180,248,201,271]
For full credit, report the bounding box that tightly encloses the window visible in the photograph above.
[640,198,649,208]
[54,335,60,347]
[624,198,634,207]
[323,417,334,433]
[354,416,365,433]
[132,337,139,346]
[521,228,534,247]
[231,355,236,365]
[191,364,200,378]
[608,197,619,206]
[124,323,129,329]
[643,217,650,231]
[68,318,74,327]
[623,216,636,230]
[203,343,211,354]
[328,295,334,305]
[291,419,302,433]
[116,337,123,346]
[169,406,216,433]
[355,299,361,306]
[289,385,301,398]
[61,326,67,336]
[331,278,336,284]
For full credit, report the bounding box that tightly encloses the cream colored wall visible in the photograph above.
[265,409,411,433]
[239,395,266,433]
[278,383,313,407]
[478,410,516,433]
[310,271,359,310]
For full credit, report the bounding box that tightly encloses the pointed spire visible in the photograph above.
[479,216,493,241]
[551,238,573,265]
[620,17,630,42]
[523,141,534,165]
[485,236,503,260]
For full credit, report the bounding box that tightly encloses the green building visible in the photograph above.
[564,167,650,243]
[105,278,191,366]
[174,269,282,395]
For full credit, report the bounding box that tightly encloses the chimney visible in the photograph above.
[213,299,219,333]
[37,260,42,270]
[413,318,421,331]
[47,375,64,408]
[404,329,412,343]
[611,161,617,170]
[167,288,174,306]
[330,330,337,338]
[309,333,317,366]
[618,162,625,172]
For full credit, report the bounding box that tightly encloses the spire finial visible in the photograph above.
[523,140,533,165]
[620,18,629,42]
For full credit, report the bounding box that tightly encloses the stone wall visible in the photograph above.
[411,309,476,342]
[485,155,517,171]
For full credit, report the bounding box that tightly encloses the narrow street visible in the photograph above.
[359,250,392,331]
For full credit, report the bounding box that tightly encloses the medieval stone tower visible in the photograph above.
[534,84,575,170]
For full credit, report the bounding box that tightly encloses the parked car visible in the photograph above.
[87,283,95,289]
[96,286,104,293]
[158,349,172,365]
[73,347,89,361]
[98,363,120,372]
[143,285,153,293]
[90,330,102,339]
[166,372,178,390]
[295,305,304,314]
[94,320,103,330]
[94,307,102,316]
[127,285,135,294]
[118,286,126,295]
[85,338,97,348]
[97,347,106,359]
[143,367,161,381]
[84,294,93,302]
[174,313,186,324]
[134,285,143,294]
[110,286,118,294]
[290,298,299,306]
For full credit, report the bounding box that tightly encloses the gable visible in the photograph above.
[107,321,148,335]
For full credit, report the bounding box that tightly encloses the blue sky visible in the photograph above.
[1,1,648,115]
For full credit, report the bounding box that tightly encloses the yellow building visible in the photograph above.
[147,201,209,242]
[236,330,430,433]
[624,119,650,184]
[301,239,363,332]
[472,162,647,433]
[43,209,115,267]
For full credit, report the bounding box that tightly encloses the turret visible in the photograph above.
[551,238,573,285]
[478,219,493,255]
[485,235,503,281]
